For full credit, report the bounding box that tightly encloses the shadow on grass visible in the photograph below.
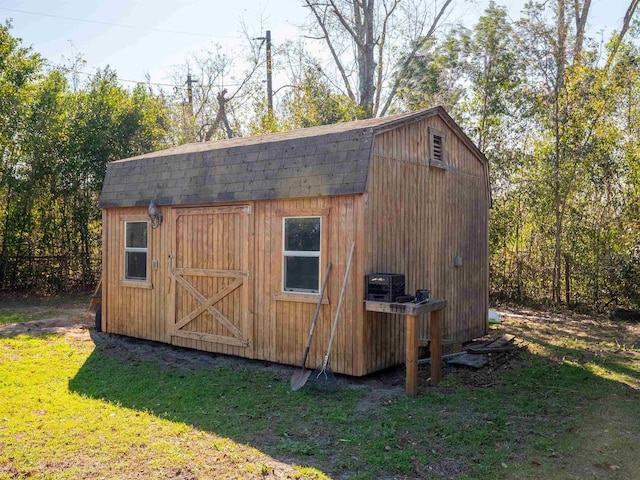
[65,327,640,480]
[505,324,640,388]
[67,330,368,476]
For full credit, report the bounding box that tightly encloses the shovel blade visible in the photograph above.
[290,368,312,391]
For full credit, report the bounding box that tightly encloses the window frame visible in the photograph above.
[272,208,330,304]
[281,216,322,294]
[121,218,152,288]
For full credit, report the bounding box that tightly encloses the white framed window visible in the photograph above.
[282,217,321,293]
[124,221,148,281]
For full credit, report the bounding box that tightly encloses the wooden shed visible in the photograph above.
[98,106,490,376]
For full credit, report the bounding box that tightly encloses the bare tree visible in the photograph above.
[168,40,264,142]
[302,0,455,117]
[199,90,234,140]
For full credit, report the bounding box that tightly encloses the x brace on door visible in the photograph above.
[170,267,250,348]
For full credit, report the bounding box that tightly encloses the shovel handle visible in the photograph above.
[321,242,355,370]
[300,262,332,369]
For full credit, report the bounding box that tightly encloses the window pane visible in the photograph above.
[284,218,320,251]
[126,222,147,248]
[126,251,147,280]
[284,256,319,292]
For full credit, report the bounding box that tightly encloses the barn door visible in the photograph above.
[169,205,252,349]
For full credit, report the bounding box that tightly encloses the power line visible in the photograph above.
[0,7,241,39]
[44,62,179,88]
[77,69,180,88]
[57,66,248,90]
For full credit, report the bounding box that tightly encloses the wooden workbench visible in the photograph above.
[365,299,447,397]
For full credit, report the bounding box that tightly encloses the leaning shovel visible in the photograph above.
[290,262,332,391]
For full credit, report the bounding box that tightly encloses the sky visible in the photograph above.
[0,0,632,92]
[1,0,308,89]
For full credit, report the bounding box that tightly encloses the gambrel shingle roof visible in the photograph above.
[98,106,486,208]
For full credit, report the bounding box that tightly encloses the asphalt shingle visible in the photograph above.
[99,107,479,208]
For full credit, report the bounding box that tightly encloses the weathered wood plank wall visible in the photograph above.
[363,116,489,373]
[102,207,168,344]
[254,195,365,376]
[103,194,367,376]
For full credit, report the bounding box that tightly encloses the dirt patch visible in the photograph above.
[420,458,467,479]
[437,354,530,391]
[496,309,640,372]
[93,333,283,374]
[0,304,528,399]
[0,309,94,339]
[354,386,404,416]
[0,461,20,479]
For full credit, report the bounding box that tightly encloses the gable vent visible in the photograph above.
[432,134,443,162]
[429,127,447,169]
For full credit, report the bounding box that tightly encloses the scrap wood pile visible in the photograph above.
[445,334,527,370]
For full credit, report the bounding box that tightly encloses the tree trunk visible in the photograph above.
[564,254,571,305]
[356,0,376,117]
[553,0,568,304]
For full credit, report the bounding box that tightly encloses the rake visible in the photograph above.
[313,242,355,385]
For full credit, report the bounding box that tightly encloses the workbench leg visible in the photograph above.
[430,309,443,386]
[405,314,419,397]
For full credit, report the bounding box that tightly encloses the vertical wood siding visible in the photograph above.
[102,206,167,343]
[254,195,365,376]
[364,116,489,373]
[103,195,366,376]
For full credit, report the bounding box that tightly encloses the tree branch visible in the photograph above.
[379,0,454,116]
[304,0,357,102]
[572,0,591,63]
[343,0,365,48]
[373,0,400,116]
[604,0,639,72]
[201,89,234,140]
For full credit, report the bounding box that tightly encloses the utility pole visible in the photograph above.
[265,30,273,116]
[185,73,198,117]
[255,31,274,118]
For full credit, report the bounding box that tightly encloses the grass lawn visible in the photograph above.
[0,300,638,479]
